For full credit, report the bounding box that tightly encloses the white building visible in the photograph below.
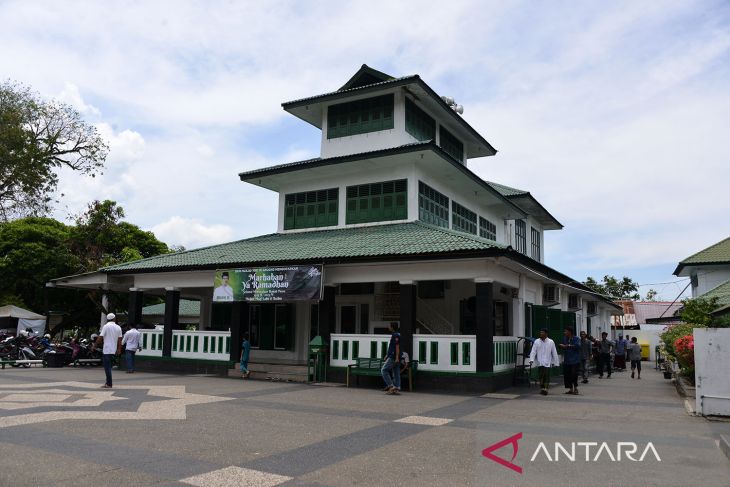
[50,66,621,389]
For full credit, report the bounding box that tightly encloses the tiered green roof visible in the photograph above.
[102,222,504,273]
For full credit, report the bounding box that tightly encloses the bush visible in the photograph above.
[674,335,694,368]
[660,323,706,359]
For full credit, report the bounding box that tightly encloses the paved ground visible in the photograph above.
[1,364,728,487]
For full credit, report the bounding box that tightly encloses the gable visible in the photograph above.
[339,64,394,91]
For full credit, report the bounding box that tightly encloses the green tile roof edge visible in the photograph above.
[674,236,730,275]
[99,221,506,273]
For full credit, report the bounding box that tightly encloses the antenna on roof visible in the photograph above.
[441,96,464,115]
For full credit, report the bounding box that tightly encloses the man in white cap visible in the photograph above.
[93,313,122,388]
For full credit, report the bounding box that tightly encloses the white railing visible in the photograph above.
[493,336,519,372]
[330,333,390,368]
[414,334,476,372]
[138,330,231,361]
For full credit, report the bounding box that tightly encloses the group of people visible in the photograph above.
[93,313,142,388]
[529,327,643,396]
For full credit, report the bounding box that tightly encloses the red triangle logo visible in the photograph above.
[482,432,523,474]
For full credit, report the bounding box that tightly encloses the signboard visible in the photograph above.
[213,265,323,302]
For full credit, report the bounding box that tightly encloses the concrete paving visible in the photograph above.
[0,364,728,487]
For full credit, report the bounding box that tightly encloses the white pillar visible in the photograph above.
[100,293,109,331]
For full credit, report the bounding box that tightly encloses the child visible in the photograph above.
[240,332,251,379]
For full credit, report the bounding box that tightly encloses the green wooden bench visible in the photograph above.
[347,357,418,392]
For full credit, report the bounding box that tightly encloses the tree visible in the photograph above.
[583,275,640,300]
[679,297,719,327]
[0,81,108,221]
[644,289,658,301]
[0,202,170,330]
[70,200,170,272]
[0,217,80,312]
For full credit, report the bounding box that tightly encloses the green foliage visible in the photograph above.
[711,314,730,328]
[644,289,658,301]
[0,201,169,321]
[660,323,706,358]
[70,200,169,272]
[0,81,108,221]
[584,275,640,300]
[679,297,719,327]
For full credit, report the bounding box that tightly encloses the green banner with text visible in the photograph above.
[213,265,323,302]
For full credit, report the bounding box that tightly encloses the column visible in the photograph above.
[163,288,180,358]
[475,279,494,373]
[128,288,144,328]
[319,285,336,344]
[399,280,416,356]
[229,301,249,362]
[199,295,212,330]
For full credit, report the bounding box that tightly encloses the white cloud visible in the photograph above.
[151,216,234,249]
[56,82,100,117]
[2,0,728,288]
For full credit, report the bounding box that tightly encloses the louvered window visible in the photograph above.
[284,188,338,230]
[346,179,407,224]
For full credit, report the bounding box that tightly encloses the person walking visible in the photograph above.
[559,327,581,395]
[240,332,251,379]
[93,313,122,388]
[628,337,642,379]
[529,329,560,396]
[594,332,614,379]
[121,323,142,373]
[579,331,592,384]
[614,335,627,370]
[381,322,401,395]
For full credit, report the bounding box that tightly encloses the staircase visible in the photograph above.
[228,360,309,382]
[416,298,454,334]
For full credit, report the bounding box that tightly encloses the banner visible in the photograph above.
[213,265,323,302]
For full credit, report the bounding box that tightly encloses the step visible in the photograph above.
[227,367,308,382]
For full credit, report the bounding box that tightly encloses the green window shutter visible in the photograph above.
[430,342,439,364]
[418,181,449,228]
[327,94,394,139]
[284,189,338,230]
[419,341,427,364]
[462,342,471,365]
[346,179,406,224]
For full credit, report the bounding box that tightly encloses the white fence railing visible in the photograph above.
[414,334,476,372]
[493,336,519,372]
[330,333,390,368]
[138,330,231,361]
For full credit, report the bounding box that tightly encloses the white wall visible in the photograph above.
[694,328,730,417]
[692,266,730,298]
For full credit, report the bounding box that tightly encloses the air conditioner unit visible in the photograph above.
[543,284,560,304]
[587,301,597,316]
[568,294,581,310]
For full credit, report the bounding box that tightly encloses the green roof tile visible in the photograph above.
[675,237,730,274]
[101,222,505,273]
[142,300,200,316]
[485,181,529,197]
[697,278,730,308]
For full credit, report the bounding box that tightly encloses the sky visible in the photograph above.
[2,0,729,301]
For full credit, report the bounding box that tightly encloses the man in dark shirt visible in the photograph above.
[559,327,581,395]
[381,322,401,395]
[594,332,614,378]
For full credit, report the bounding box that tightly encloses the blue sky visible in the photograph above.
[2,0,729,300]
